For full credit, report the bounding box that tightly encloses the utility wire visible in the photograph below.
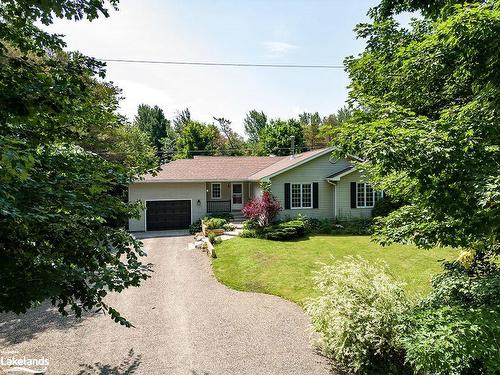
[97,58,344,69]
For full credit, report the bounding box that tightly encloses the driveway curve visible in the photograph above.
[0,235,330,374]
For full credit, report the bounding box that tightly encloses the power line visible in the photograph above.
[97,58,344,69]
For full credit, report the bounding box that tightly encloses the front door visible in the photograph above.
[231,183,243,210]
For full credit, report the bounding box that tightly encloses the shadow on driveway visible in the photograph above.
[132,230,190,240]
[0,301,98,346]
[77,348,142,375]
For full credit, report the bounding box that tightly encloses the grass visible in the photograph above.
[212,235,458,305]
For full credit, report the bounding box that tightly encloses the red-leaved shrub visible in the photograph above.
[242,191,282,227]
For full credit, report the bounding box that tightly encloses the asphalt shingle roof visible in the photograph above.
[139,148,331,182]
[326,165,354,179]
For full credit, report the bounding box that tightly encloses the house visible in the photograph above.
[128,147,381,231]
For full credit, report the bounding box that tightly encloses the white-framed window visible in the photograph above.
[211,183,221,199]
[291,183,313,209]
[357,183,380,208]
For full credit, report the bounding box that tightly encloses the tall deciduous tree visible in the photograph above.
[258,118,305,156]
[172,108,191,133]
[337,0,499,252]
[133,104,174,156]
[175,121,220,159]
[243,110,268,143]
[320,106,353,143]
[0,0,152,325]
[299,112,323,149]
[333,1,499,371]
[213,116,247,156]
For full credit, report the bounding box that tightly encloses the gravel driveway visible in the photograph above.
[0,235,330,374]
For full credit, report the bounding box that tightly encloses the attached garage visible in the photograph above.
[145,200,191,231]
[128,181,207,232]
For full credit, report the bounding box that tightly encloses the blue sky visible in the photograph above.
[48,0,379,135]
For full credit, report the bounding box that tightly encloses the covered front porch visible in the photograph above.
[206,181,257,213]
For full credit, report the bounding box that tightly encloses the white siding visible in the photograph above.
[335,170,373,220]
[269,153,374,220]
[128,182,207,231]
[251,182,262,199]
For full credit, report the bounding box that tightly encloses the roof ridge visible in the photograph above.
[193,155,284,159]
[146,148,332,182]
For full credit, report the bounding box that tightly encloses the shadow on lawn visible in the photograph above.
[264,235,311,243]
[0,301,97,345]
[77,348,142,375]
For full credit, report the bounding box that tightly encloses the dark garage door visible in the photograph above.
[146,200,191,231]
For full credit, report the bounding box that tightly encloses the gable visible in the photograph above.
[248,148,333,180]
[269,152,353,183]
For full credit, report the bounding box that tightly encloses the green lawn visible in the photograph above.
[212,235,457,305]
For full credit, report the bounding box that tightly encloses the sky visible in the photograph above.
[47,0,379,135]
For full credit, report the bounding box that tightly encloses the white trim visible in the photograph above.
[290,183,313,209]
[231,182,243,210]
[356,183,375,208]
[261,147,335,180]
[144,199,192,232]
[334,184,338,218]
[326,166,357,181]
[210,182,221,199]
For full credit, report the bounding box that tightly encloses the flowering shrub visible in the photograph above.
[242,191,281,227]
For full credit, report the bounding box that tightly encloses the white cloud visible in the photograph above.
[263,41,297,54]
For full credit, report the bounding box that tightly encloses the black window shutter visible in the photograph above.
[284,183,291,209]
[350,182,357,208]
[313,182,319,209]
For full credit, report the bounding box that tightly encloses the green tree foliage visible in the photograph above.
[370,0,469,20]
[172,108,191,133]
[112,124,158,173]
[133,104,174,155]
[0,0,152,325]
[320,106,353,143]
[331,0,499,372]
[400,262,500,374]
[213,117,247,156]
[258,118,305,156]
[243,110,268,143]
[175,121,220,159]
[299,112,323,149]
[335,0,499,254]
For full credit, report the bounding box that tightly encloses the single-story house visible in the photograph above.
[128,147,382,231]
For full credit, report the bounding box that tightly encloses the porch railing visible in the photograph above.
[207,200,231,213]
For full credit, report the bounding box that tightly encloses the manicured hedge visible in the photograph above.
[204,217,227,229]
[263,220,306,241]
